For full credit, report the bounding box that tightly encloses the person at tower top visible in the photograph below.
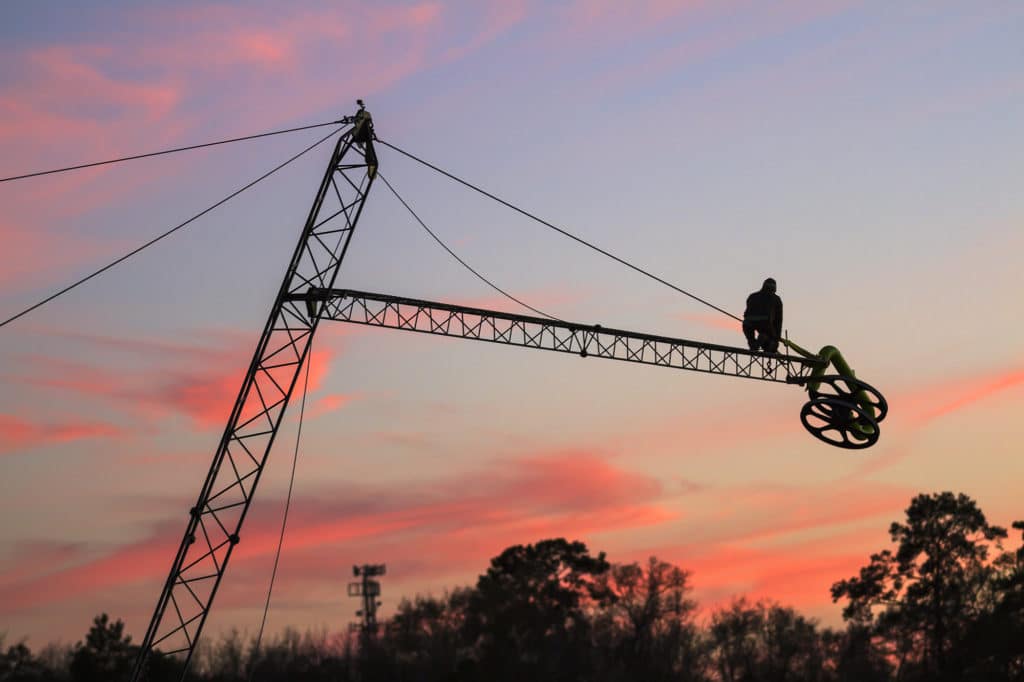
[351,99,377,178]
[743,278,783,353]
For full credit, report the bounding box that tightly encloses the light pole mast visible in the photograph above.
[348,563,386,644]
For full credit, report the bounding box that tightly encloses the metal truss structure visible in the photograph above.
[132,121,376,681]
[301,289,823,383]
[348,563,386,639]
[130,105,879,682]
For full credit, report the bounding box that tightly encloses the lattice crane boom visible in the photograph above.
[299,288,887,447]
[298,288,823,383]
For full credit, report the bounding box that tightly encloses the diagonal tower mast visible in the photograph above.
[132,107,377,681]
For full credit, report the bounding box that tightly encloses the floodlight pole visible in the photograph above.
[349,563,386,642]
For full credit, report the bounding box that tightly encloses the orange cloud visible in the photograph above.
[903,367,1024,426]
[676,312,743,334]
[127,2,450,129]
[0,221,115,289]
[213,476,906,621]
[0,46,180,172]
[835,366,1024,478]
[681,530,879,615]
[7,331,339,428]
[0,541,83,588]
[309,392,358,418]
[0,450,671,614]
[0,413,124,455]
[635,481,913,618]
[703,480,912,546]
[0,0,522,303]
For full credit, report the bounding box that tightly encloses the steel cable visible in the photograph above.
[378,172,559,321]
[247,338,312,682]
[1,120,344,184]
[378,139,743,323]
[0,127,344,330]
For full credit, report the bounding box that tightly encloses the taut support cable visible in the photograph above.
[0,127,343,331]
[1,120,344,184]
[378,139,743,323]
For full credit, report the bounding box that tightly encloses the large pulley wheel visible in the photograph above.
[807,375,887,423]
[800,397,880,449]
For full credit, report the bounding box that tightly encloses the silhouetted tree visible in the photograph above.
[594,557,705,681]
[0,638,52,681]
[961,519,1024,680]
[384,588,473,681]
[831,492,1008,681]
[35,642,73,682]
[69,614,135,682]
[16,503,1023,682]
[196,628,245,681]
[709,598,827,682]
[243,627,350,682]
[464,538,612,681]
[822,624,890,682]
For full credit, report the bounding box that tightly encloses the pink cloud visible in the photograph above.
[627,356,1024,467]
[309,392,358,418]
[0,46,181,174]
[0,450,672,613]
[6,331,339,428]
[681,530,879,614]
[838,366,1024,478]
[0,413,124,455]
[0,222,114,289]
[0,541,84,588]
[0,1,522,301]
[695,481,912,546]
[637,481,913,616]
[676,312,743,334]
[127,3,449,129]
[903,367,1024,426]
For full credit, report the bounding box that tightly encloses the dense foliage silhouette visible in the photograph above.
[3,492,1021,681]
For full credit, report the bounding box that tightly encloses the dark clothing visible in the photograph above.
[352,108,378,178]
[743,288,783,353]
[743,319,779,353]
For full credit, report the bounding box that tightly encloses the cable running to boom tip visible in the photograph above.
[377,139,743,323]
[0,119,343,184]
[379,172,559,321]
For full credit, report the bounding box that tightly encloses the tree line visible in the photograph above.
[2,491,1022,681]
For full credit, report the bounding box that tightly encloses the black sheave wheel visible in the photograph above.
[800,397,880,449]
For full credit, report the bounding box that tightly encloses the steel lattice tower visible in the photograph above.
[132,109,377,681]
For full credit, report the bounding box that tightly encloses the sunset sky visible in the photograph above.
[1,1,1022,648]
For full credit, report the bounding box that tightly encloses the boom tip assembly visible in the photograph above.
[784,341,887,450]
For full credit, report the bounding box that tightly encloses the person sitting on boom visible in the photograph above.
[743,277,782,353]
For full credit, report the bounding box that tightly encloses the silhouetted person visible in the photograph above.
[352,99,377,178]
[743,278,782,353]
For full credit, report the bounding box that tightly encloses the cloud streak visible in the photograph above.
[0,413,124,456]
[0,450,672,615]
[6,330,340,428]
[904,367,1024,426]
